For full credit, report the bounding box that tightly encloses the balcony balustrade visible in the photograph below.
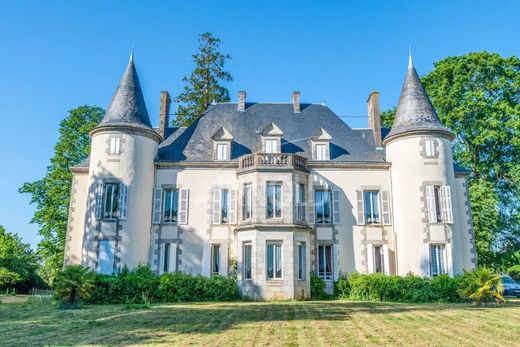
[238,153,308,172]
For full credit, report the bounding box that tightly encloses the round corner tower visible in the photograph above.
[384,54,457,277]
[84,52,161,272]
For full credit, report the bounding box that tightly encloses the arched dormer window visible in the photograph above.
[260,122,283,153]
[212,127,233,160]
[311,128,331,161]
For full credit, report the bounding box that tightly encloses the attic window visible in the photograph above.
[108,136,122,155]
[216,143,228,160]
[315,144,328,160]
[311,128,331,161]
[265,139,278,154]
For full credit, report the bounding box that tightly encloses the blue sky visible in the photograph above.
[0,0,519,248]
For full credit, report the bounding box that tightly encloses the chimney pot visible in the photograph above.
[238,91,246,111]
[367,91,382,147]
[292,91,301,113]
[159,91,171,140]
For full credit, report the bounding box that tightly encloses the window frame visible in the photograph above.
[108,136,122,155]
[163,188,179,224]
[243,183,253,220]
[211,244,221,277]
[364,190,380,225]
[295,183,305,221]
[315,143,327,160]
[424,139,436,158]
[315,190,332,224]
[243,242,252,280]
[433,186,442,223]
[264,138,279,154]
[216,143,228,160]
[266,183,283,219]
[297,242,306,280]
[318,244,333,281]
[103,183,120,220]
[266,242,283,280]
[373,245,384,273]
[430,244,446,276]
[221,189,229,224]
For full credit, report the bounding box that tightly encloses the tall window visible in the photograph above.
[430,244,445,276]
[163,243,171,273]
[318,244,333,280]
[97,240,115,274]
[243,243,252,280]
[315,143,327,160]
[266,183,282,219]
[265,139,278,153]
[163,189,178,223]
[221,189,229,223]
[243,184,252,220]
[373,245,384,273]
[364,191,380,224]
[433,186,442,223]
[295,184,305,221]
[297,242,306,280]
[109,137,121,155]
[315,190,331,224]
[216,143,228,160]
[211,244,220,276]
[424,139,436,157]
[103,183,119,219]
[266,242,282,279]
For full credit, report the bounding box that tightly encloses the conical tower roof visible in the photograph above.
[97,51,153,131]
[384,53,452,143]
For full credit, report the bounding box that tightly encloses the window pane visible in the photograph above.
[371,192,379,223]
[267,244,274,279]
[275,185,282,218]
[430,245,438,276]
[374,246,383,273]
[244,184,252,220]
[315,191,323,223]
[298,243,305,280]
[325,245,332,276]
[323,191,331,223]
[265,139,277,153]
[221,190,228,223]
[434,187,442,222]
[267,185,274,218]
[318,245,325,274]
[212,245,220,275]
[217,144,227,160]
[275,244,282,278]
[316,144,326,160]
[244,244,252,279]
[103,184,119,219]
[164,243,170,273]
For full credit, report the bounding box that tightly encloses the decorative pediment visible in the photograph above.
[311,127,332,141]
[260,122,283,137]
[212,127,234,141]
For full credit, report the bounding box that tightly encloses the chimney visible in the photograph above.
[159,91,171,139]
[292,91,301,113]
[237,91,246,111]
[367,91,382,147]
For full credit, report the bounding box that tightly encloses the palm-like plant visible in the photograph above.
[458,267,505,304]
[54,265,95,308]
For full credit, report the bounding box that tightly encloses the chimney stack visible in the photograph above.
[367,91,382,147]
[159,91,171,139]
[237,91,246,111]
[292,91,301,113]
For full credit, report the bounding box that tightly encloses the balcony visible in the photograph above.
[238,153,308,172]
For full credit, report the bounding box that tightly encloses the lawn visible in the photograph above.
[1,300,519,346]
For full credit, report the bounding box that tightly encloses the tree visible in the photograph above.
[380,52,520,269]
[0,225,40,291]
[54,265,95,308]
[174,32,232,126]
[458,267,505,304]
[19,106,104,282]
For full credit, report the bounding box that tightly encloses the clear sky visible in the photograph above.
[0,0,519,248]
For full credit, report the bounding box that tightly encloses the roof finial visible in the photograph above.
[408,44,413,69]
[129,44,134,63]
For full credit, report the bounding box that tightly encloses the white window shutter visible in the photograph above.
[307,189,315,224]
[294,183,299,218]
[168,244,177,273]
[221,243,229,276]
[333,244,339,281]
[367,244,374,274]
[425,186,437,223]
[158,243,166,275]
[178,188,189,225]
[94,181,103,220]
[118,183,128,220]
[97,240,114,275]
[382,244,390,275]
[152,188,163,224]
[202,243,211,277]
[229,189,237,224]
[332,189,341,225]
[421,243,430,277]
[441,186,453,224]
[356,190,365,225]
[211,189,221,224]
[381,190,391,225]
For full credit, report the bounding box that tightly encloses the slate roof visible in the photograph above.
[158,103,386,163]
[96,52,153,131]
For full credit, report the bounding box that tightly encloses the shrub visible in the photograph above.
[310,273,326,299]
[431,274,463,303]
[108,265,160,304]
[335,273,350,299]
[53,265,95,308]
[458,268,505,304]
[507,265,520,282]
[87,274,115,304]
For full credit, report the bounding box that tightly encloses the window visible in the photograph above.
[426,185,452,224]
[163,243,171,273]
[425,139,436,157]
[266,242,282,279]
[315,143,327,160]
[430,244,445,276]
[295,184,305,221]
[243,243,252,280]
[211,244,220,276]
[221,189,229,223]
[433,186,442,223]
[163,189,178,223]
[243,184,252,220]
[109,137,121,155]
[364,191,380,224]
[315,190,331,224]
[216,143,228,160]
[266,183,282,219]
[318,244,333,280]
[265,139,278,153]
[373,245,384,273]
[103,183,119,219]
[297,242,306,280]
[97,240,115,274]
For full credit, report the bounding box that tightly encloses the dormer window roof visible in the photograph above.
[212,127,234,141]
[212,127,233,161]
[260,122,284,137]
[311,127,332,141]
[311,128,331,160]
[260,123,283,153]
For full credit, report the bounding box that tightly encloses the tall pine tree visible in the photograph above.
[174,32,232,126]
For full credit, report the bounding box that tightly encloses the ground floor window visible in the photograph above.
[318,244,333,280]
[430,244,446,276]
[266,242,282,279]
[297,242,306,280]
[163,243,171,273]
[373,245,384,273]
[243,243,252,280]
[211,244,220,276]
[97,240,115,274]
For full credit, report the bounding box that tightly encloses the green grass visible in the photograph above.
[1,300,519,346]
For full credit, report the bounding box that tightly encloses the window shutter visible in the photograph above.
[211,189,221,224]
[441,186,453,224]
[356,190,365,225]
[152,188,163,224]
[97,240,115,275]
[381,190,391,225]
[158,243,166,275]
[366,244,374,274]
[168,244,177,273]
[294,183,299,219]
[425,186,437,223]
[178,188,189,225]
[202,243,211,277]
[118,183,128,220]
[332,189,341,225]
[333,244,339,281]
[221,243,229,276]
[229,189,237,224]
[382,244,390,275]
[421,243,430,277]
[307,189,315,224]
[94,181,103,220]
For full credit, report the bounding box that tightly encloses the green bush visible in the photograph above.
[335,273,350,299]
[310,273,326,299]
[158,272,238,302]
[458,267,505,304]
[431,274,464,303]
[507,265,520,282]
[53,265,95,308]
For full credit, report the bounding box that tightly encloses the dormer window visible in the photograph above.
[212,127,233,161]
[108,136,122,155]
[311,128,331,161]
[216,143,228,160]
[424,139,437,158]
[265,139,278,154]
[315,143,327,160]
[260,122,283,154]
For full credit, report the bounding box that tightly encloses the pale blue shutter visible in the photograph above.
[211,189,221,224]
[229,189,237,224]
[332,189,341,225]
[118,183,128,220]
[381,190,391,225]
[441,186,453,224]
[356,190,365,225]
[152,188,163,224]
[94,182,103,220]
[178,188,189,225]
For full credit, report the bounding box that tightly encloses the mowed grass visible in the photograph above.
[1,300,519,347]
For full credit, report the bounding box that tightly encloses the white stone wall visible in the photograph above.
[64,171,89,265]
